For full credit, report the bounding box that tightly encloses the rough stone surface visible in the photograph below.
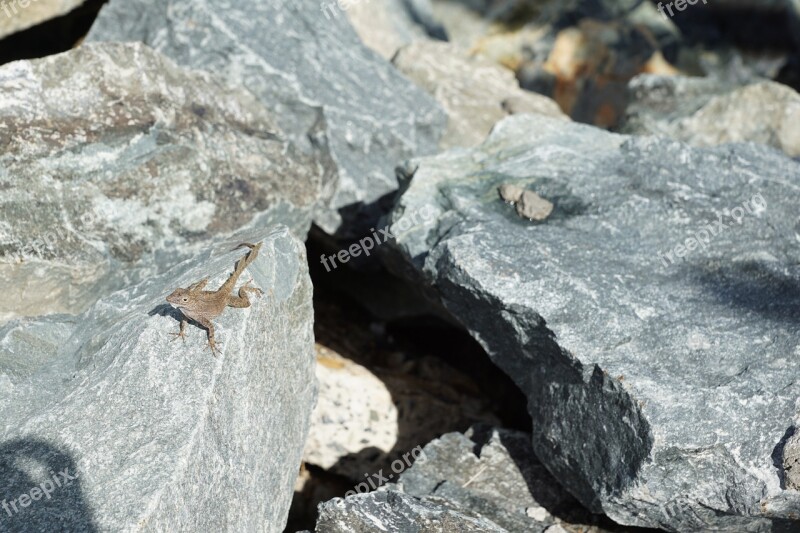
[304,345,399,475]
[783,429,800,491]
[392,41,566,149]
[87,0,446,237]
[398,426,621,532]
[304,343,500,481]
[315,489,508,532]
[0,0,85,39]
[622,75,800,157]
[343,0,430,59]
[0,42,329,322]
[0,226,316,532]
[386,114,800,531]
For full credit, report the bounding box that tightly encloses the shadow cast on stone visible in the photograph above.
[0,438,97,532]
[689,261,800,325]
[772,426,796,490]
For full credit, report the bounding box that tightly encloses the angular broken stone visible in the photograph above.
[0,227,316,532]
[622,75,800,157]
[386,114,800,531]
[0,42,330,322]
[87,0,446,237]
[398,426,624,532]
[315,489,508,532]
[516,189,554,221]
[498,184,554,221]
[392,41,565,149]
[783,429,800,491]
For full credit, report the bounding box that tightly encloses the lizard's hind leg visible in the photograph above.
[227,279,264,309]
[192,316,220,357]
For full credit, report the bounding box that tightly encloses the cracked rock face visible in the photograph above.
[0,226,315,532]
[385,114,800,531]
[0,42,330,323]
[622,75,800,157]
[87,0,446,237]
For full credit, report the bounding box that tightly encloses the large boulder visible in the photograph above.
[392,40,566,149]
[622,75,800,157]
[0,226,315,532]
[385,114,800,531]
[0,42,329,322]
[87,0,446,237]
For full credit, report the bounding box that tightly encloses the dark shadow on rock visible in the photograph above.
[148,303,183,322]
[690,261,800,324]
[0,438,97,532]
[772,426,796,490]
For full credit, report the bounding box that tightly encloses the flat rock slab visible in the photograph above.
[87,0,446,237]
[386,114,800,531]
[0,42,328,322]
[0,226,316,532]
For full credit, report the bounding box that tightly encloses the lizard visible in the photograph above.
[166,242,263,356]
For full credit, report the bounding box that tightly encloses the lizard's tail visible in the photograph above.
[220,241,262,294]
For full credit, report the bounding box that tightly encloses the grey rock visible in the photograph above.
[0,0,86,39]
[783,428,800,491]
[0,42,328,322]
[398,426,612,532]
[392,41,565,149]
[343,0,431,59]
[386,114,800,531]
[315,489,509,532]
[87,0,446,237]
[622,75,800,157]
[0,226,316,532]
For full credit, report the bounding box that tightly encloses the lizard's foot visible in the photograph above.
[208,339,221,357]
[169,330,187,343]
[243,279,264,297]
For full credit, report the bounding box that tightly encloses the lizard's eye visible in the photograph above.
[182,297,188,302]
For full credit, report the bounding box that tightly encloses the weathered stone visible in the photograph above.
[498,184,555,221]
[622,75,800,157]
[303,346,398,476]
[398,426,624,533]
[87,0,446,237]
[315,489,508,532]
[386,114,800,531]
[0,226,316,532]
[0,42,329,322]
[341,0,431,59]
[0,0,86,40]
[393,41,565,149]
[304,343,500,481]
[783,429,800,491]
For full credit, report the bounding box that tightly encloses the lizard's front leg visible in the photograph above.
[169,318,188,343]
[193,316,219,357]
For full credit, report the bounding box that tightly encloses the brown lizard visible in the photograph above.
[166,242,264,356]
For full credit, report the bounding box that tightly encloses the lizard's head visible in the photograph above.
[166,288,192,308]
